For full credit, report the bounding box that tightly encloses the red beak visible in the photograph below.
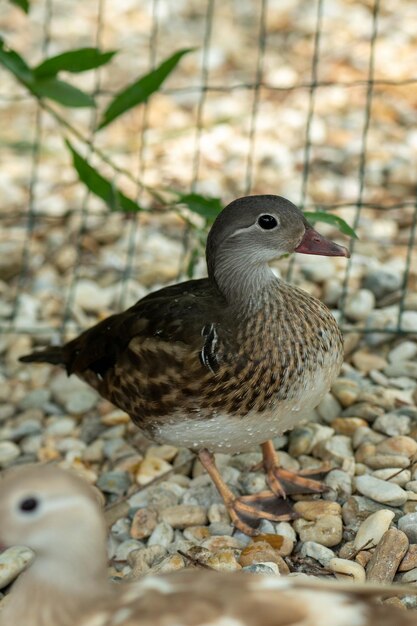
[295,227,350,258]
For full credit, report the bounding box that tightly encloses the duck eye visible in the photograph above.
[257,214,278,230]
[18,497,39,513]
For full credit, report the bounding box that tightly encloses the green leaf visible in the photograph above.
[30,78,95,107]
[98,48,194,130]
[304,211,358,239]
[0,38,33,83]
[10,0,29,13]
[178,193,223,223]
[66,140,143,212]
[34,48,117,79]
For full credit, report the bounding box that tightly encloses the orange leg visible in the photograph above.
[261,440,328,497]
[198,448,296,536]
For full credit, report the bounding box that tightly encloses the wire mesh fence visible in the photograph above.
[0,0,416,345]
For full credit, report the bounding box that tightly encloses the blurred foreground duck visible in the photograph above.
[21,195,349,534]
[0,465,415,626]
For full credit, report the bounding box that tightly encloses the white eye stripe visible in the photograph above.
[16,494,94,517]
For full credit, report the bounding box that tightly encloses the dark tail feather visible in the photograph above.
[19,347,66,366]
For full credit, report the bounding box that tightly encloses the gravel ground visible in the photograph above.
[1,0,417,613]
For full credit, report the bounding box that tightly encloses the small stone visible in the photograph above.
[364,454,410,470]
[352,350,387,374]
[363,270,402,299]
[242,563,279,575]
[377,436,417,458]
[275,521,296,543]
[389,341,417,363]
[366,528,408,583]
[114,539,145,561]
[8,419,42,441]
[208,503,230,524]
[45,417,76,437]
[145,445,178,462]
[352,426,386,449]
[373,413,411,437]
[288,423,334,457]
[183,526,211,542]
[299,541,335,566]
[209,522,234,537]
[74,279,113,312]
[328,557,366,582]
[398,513,417,544]
[147,485,180,510]
[103,439,135,462]
[343,403,385,421]
[150,553,185,574]
[96,471,131,496]
[288,428,315,457]
[344,289,375,322]
[0,405,15,422]
[402,311,417,333]
[330,417,367,436]
[50,372,98,414]
[372,468,411,486]
[313,435,353,464]
[159,505,208,529]
[342,495,401,530]
[0,441,20,467]
[130,508,158,540]
[136,457,173,486]
[111,517,131,542]
[406,481,417,493]
[398,568,417,583]
[147,521,174,548]
[206,549,241,572]
[101,410,130,426]
[19,388,51,410]
[325,469,352,499]
[202,535,244,551]
[353,509,395,550]
[317,393,342,423]
[0,241,23,280]
[293,500,341,521]
[0,546,34,589]
[127,545,167,577]
[240,472,268,495]
[293,515,343,547]
[356,550,374,568]
[384,362,417,379]
[331,379,360,407]
[355,475,407,506]
[399,545,417,572]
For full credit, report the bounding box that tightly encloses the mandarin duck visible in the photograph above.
[21,195,350,534]
[0,465,415,626]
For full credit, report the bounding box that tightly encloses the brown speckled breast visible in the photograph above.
[78,279,343,452]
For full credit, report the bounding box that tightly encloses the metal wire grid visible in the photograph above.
[0,0,416,340]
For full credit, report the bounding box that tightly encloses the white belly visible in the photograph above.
[151,363,336,453]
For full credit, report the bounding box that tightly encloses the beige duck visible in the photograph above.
[0,465,415,626]
[21,195,349,534]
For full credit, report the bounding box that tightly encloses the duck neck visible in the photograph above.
[210,248,280,315]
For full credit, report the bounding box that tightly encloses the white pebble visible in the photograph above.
[328,557,366,582]
[389,341,417,363]
[344,289,375,322]
[353,509,395,550]
[0,546,34,589]
[300,541,335,566]
[355,474,408,506]
[0,441,20,467]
